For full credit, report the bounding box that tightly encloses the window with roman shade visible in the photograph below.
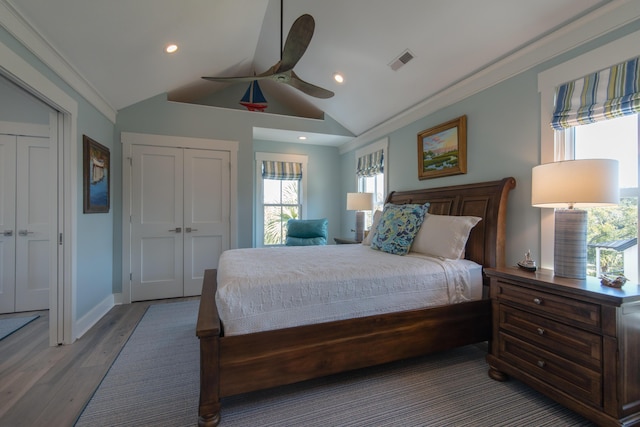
[355,140,388,230]
[546,54,639,281]
[356,149,384,177]
[551,56,640,130]
[538,31,640,279]
[262,160,303,180]
[255,153,308,247]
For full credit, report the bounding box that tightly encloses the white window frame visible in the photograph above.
[537,30,640,269]
[255,152,308,247]
[355,137,389,205]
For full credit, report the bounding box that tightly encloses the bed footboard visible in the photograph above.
[196,269,221,427]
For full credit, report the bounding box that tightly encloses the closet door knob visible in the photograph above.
[169,227,182,233]
[2,230,13,236]
[18,230,34,236]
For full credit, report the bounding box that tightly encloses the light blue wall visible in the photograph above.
[340,21,640,268]
[0,26,115,320]
[75,102,114,317]
[0,75,50,124]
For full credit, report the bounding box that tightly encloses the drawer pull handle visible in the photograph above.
[533,298,542,305]
[537,360,546,368]
[537,327,545,335]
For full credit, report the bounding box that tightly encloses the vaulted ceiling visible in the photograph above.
[3,0,621,142]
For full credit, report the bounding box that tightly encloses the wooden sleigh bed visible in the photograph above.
[196,177,516,426]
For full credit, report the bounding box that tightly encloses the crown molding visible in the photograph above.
[0,0,117,123]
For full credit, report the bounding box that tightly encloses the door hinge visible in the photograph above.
[59,233,63,245]
[130,273,132,280]
[128,157,132,166]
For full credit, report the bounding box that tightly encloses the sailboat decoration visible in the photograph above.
[239,80,268,112]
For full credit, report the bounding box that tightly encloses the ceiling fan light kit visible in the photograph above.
[202,14,334,99]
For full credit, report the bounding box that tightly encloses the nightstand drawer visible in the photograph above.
[499,305,602,371]
[498,332,602,407]
[495,280,601,330]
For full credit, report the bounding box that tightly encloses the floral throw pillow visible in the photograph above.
[371,203,430,255]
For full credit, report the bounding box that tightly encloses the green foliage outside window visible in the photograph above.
[586,197,638,276]
[263,180,300,245]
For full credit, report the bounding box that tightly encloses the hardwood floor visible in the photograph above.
[0,297,197,426]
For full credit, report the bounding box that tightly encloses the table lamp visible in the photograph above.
[346,192,374,242]
[532,159,619,279]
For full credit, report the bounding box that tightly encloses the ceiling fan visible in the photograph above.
[202,13,334,99]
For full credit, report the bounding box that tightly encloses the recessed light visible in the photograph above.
[333,72,344,84]
[298,136,307,140]
[165,44,178,54]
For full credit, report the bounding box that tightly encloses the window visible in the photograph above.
[255,153,307,247]
[355,138,388,227]
[569,115,639,281]
[539,32,640,279]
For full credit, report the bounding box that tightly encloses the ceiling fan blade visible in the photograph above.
[278,14,315,73]
[287,70,334,99]
[202,14,329,99]
[202,75,265,83]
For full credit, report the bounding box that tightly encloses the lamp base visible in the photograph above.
[354,211,365,242]
[554,209,587,279]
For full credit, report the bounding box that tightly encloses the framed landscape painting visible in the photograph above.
[83,135,110,213]
[417,115,467,180]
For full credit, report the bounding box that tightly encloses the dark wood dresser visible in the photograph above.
[485,267,640,426]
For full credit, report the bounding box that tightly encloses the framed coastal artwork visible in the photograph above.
[417,115,467,180]
[83,135,110,213]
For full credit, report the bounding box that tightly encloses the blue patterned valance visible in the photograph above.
[356,149,384,177]
[262,161,302,180]
[551,56,640,130]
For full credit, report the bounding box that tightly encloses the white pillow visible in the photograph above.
[410,213,482,259]
[361,210,382,246]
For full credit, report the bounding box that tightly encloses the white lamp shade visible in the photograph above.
[532,159,619,208]
[346,192,374,211]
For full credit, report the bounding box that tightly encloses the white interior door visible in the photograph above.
[15,136,51,311]
[129,144,231,301]
[131,145,184,301]
[183,149,230,295]
[0,135,17,313]
[0,133,51,313]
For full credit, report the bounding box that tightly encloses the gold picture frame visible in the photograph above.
[417,115,467,180]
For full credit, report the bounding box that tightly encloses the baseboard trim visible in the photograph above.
[113,292,124,305]
[75,294,115,340]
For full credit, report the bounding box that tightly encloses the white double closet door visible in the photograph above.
[0,133,52,313]
[130,145,230,301]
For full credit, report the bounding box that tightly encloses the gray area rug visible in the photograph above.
[0,314,39,341]
[76,300,594,426]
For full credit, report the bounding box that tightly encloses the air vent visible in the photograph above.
[389,49,415,71]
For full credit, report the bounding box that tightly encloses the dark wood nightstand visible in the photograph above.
[485,266,640,426]
[333,237,360,244]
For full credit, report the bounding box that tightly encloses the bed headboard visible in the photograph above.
[385,177,516,269]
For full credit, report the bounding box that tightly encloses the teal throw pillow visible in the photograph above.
[371,203,429,255]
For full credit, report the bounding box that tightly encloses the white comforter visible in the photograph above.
[216,244,483,336]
